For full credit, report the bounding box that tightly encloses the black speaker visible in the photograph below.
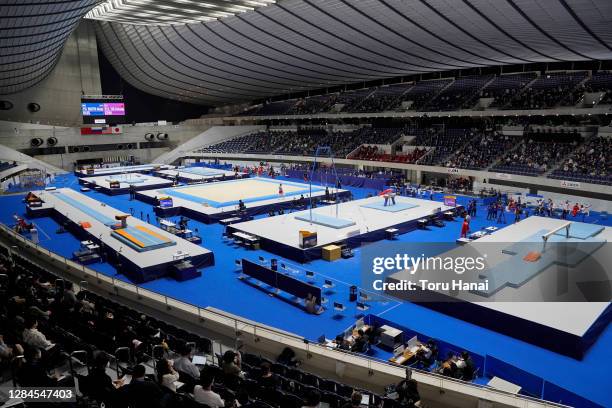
[0,101,13,110]
[117,144,125,150]
[27,102,40,112]
[82,146,91,152]
[46,137,58,146]
[30,138,44,147]
[126,143,135,149]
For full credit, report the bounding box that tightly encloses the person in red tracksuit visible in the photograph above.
[460,218,469,238]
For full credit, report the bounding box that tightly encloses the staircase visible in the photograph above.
[501,75,540,109]
[0,144,66,175]
[462,76,497,110]
[556,73,591,107]
[485,135,526,171]
[420,79,455,110]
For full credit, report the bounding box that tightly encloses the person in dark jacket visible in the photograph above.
[17,347,56,387]
[341,391,363,408]
[276,347,299,367]
[117,364,165,408]
[84,351,122,406]
[257,362,278,389]
[397,379,420,407]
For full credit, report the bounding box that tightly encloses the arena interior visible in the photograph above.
[1,1,612,408]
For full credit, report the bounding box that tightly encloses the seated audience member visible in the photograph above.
[85,351,122,404]
[156,358,180,392]
[302,388,322,408]
[17,347,58,387]
[194,372,225,407]
[277,346,300,367]
[258,362,278,389]
[396,379,420,407]
[173,342,200,380]
[22,317,54,351]
[117,364,165,408]
[341,391,363,408]
[221,350,244,379]
[0,334,23,363]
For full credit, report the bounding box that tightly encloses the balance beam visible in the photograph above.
[541,221,571,251]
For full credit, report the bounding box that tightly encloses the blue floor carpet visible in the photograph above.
[1,174,610,407]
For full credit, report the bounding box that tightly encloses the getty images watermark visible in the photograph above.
[371,252,488,292]
[359,241,612,302]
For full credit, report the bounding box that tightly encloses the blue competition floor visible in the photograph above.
[2,173,611,407]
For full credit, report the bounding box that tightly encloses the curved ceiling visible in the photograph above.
[95,0,612,106]
[0,0,99,95]
[85,0,277,25]
[3,0,612,104]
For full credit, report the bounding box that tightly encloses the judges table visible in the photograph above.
[159,219,176,231]
[233,232,260,248]
[389,344,422,365]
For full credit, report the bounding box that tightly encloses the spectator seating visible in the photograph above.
[199,127,408,159]
[287,95,337,115]
[0,161,17,172]
[425,76,493,111]
[235,71,606,116]
[198,133,263,154]
[469,73,537,108]
[395,79,452,111]
[333,89,374,112]
[275,128,329,156]
[348,83,414,113]
[507,72,588,109]
[0,248,389,408]
[492,130,583,176]
[417,128,476,166]
[351,145,429,164]
[246,131,294,154]
[443,132,516,170]
[589,72,612,104]
[549,136,611,186]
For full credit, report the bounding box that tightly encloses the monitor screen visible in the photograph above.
[81,98,126,124]
[81,102,125,116]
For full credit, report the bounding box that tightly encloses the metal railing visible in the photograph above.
[0,223,570,408]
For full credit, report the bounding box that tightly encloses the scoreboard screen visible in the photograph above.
[81,97,126,124]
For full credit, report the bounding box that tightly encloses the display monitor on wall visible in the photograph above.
[81,95,126,125]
